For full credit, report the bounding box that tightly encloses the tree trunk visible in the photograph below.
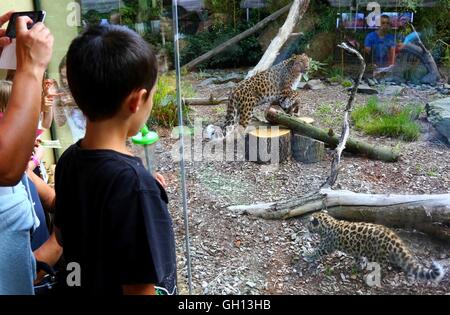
[228,188,450,242]
[182,3,293,71]
[266,108,400,162]
[292,134,325,163]
[245,127,291,164]
[246,0,310,79]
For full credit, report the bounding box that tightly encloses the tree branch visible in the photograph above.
[323,43,366,188]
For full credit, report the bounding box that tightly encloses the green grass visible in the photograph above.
[215,106,226,115]
[351,97,423,141]
[316,103,345,128]
[427,168,438,177]
[317,103,333,115]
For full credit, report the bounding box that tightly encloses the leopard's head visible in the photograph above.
[291,53,310,75]
[308,211,334,234]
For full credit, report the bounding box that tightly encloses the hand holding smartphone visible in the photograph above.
[0,10,50,71]
[5,11,46,38]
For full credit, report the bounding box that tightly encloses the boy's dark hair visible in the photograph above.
[66,25,158,121]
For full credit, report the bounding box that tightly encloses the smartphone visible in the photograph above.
[5,11,47,39]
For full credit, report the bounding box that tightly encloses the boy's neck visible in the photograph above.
[81,119,132,156]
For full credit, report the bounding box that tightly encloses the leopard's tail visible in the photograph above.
[400,255,445,283]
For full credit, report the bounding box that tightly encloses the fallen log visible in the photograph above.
[182,3,293,71]
[228,188,450,242]
[266,108,400,162]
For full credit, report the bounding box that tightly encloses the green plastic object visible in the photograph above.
[131,125,159,146]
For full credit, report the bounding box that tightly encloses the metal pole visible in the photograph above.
[144,146,152,174]
[172,0,193,295]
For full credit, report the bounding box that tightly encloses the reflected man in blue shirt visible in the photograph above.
[364,14,396,68]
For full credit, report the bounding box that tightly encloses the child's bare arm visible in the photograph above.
[154,172,167,188]
[0,15,54,185]
[122,284,156,295]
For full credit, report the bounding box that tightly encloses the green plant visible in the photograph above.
[341,80,353,88]
[324,265,334,277]
[427,168,438,177]
[149,75,195,128]
[351,98,422,141]
[303,58,327,81]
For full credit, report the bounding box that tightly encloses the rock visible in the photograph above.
[305,32,337,62]
[246,281,256,288]
[214,73,244,84]
[297,82,307,90]
[349,84,378,95]
[220,81,237,90]
[383,85,405,96]
[426,97,450,143]
[367,78,377,86]
[305,79,325,90]
[199,78,217,87]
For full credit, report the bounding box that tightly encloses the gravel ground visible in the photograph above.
[133,72,450,295]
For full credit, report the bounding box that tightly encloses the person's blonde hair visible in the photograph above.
[0,80,13,113]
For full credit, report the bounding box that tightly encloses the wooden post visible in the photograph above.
[292,134,325,163]
[245,127,291,164]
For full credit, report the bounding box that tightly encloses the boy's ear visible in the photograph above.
[128,89,148,113]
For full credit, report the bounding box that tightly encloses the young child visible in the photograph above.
[0,79,62,291]
[54,25,177,295]
[0,80,12,117]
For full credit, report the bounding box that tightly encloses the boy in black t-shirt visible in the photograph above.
[54,25,177,295]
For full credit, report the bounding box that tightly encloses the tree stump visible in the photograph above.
[245,127,291,164]
[292,134,325,163]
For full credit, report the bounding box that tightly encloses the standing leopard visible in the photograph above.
[306,212,445,283]
[222,53,310,135]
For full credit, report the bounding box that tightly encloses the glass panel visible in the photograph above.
[2,0,449,297]
[172,0,450,295]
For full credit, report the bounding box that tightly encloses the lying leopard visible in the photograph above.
[306,212,445,283]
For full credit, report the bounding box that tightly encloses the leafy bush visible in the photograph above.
[351,97,422,141]
[302,58,327,81]
[149,75,195,128]
[341,80,353,88]
[181,22,263,69]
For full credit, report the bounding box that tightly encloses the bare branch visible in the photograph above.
[322,42,366,188]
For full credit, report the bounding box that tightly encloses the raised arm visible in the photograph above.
[0,14,53,185]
